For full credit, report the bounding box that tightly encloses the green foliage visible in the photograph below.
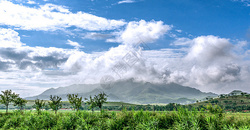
[13,97,27,111]
[67,94,83,111]
[93,92,108,111]
[48,95,62,114]
[33,99,45,114]
[0,90,19,113]
[1,108,250,129]
[85,95,96,113]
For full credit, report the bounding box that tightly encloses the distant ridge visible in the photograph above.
[26,79,217,104]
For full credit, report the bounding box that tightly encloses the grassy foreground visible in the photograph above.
[1,106,250,129]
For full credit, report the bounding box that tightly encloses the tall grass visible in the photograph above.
[1,106,250,129]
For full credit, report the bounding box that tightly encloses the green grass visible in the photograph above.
[1,105,250,129]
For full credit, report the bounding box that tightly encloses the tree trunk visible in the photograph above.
[6,104,8,113]
[92,108,94,113]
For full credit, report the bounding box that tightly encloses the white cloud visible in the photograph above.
[186,35,233,66]
[66,40,84,49]
[175,29,182,33]
[40,3,70,13]
[0,26,249,96]
[0,1,126,31]
[0,28,24,48]
[107,20,172,45]
[118,0,136,4]
[27,0,36,4]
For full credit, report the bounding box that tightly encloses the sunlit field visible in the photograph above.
[1,107,250,129]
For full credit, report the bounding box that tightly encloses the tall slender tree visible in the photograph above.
[85,95,96,113]
[67,94,83,111]
[14,97,27,111]
[48,95,62,114]
[94,92,108,112]
[33,99,45,114]
[0,90,19,113]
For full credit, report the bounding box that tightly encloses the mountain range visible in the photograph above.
[26,79,217,104]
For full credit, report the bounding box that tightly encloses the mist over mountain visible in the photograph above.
[26,79,217,104]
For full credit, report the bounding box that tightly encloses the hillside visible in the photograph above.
[26,79,217,104]
[190,90,250,111]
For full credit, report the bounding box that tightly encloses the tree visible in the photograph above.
[48,95,62,114]
[44,104,50,110]
[67,94,83,111]
[214,100,219,104]
[14,97,27,111]
[33,99,45,114]
[0,90,19,113]
[85,95,96,113]
[94,92,108,112]
[219,94,225,98]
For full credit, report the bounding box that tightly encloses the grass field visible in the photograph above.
[2,96,250,129]
[1,106,250,129]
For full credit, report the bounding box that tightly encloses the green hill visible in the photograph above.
[189,90,250,112]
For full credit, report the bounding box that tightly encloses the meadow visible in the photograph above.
[1,105,250,130]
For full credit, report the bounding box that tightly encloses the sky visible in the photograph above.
[0,0,249,97]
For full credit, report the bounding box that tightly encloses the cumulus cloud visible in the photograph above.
[0,29,79,97]
[186,35,233,66]
[0,28,24,48]
[0,31,249,96]
[0,1,126,31]
[190,64,241,85]
[107,20,172,45]
[0,28,71,71]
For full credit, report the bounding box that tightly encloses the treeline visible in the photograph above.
[0,89,189,113]
[2,89,250,112]
[0,90,108,114]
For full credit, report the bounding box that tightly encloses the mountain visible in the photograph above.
[26,79,217,104]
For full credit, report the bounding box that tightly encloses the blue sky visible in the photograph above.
[13,0,250,51]
[0,0,249,97]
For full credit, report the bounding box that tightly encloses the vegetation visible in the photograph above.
[48,95,62,114]
[191,93,250,112]
[85,95,96,113]
[1,105,250,129]
[0,90,19,113]
[93,92,108,112]
[67,94,83,111]
[13,97,27,111]
[85,92,108,113]
[33,99,45,114]
[2,89,250,129]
